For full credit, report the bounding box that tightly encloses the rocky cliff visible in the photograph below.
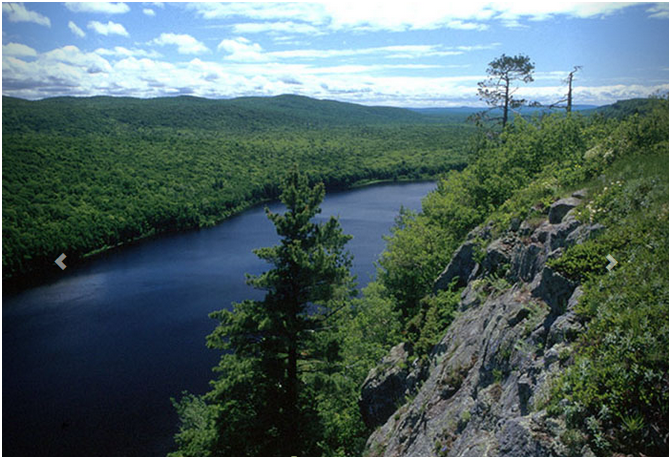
[362,193,604,457]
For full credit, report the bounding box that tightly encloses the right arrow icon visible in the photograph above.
[606,254,618,271]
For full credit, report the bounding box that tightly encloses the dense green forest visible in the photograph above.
[2,95,473,288]
[169,98,669,457]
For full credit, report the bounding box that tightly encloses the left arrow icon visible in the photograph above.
[55,253,67,270]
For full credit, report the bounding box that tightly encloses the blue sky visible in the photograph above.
[2,2,669,106]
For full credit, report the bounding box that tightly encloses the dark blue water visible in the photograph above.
[2,181,434,457]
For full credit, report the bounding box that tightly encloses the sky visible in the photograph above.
[2,1,669,107]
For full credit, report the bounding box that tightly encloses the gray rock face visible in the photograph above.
[359,343,423,429]
[482,237,516,276]
[548,197,581,224]
[531,266,577,312]
[434,241,480,292]
[566,222,604,245]
[547,287,585,347]
[363,196,602,457]
[509,242,544,283]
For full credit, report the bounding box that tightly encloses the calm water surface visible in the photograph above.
[2,181,435,457]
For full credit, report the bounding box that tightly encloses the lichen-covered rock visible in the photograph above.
[364,278,576,457]
[550,213,581,251]
[497,417,553,457]
[459,280,482,311]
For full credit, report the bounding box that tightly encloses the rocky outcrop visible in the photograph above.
[548,197,581,224]
[363,197,603,457]
[433,241,480,291]
[360,343,426,429]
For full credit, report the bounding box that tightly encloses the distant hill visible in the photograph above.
[584,98,666,119]
[6,94,642,135]
[2,94,439,135]
[410,104,598,116]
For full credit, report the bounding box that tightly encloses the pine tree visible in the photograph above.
[170,168,354,457]
[476,53,536,128]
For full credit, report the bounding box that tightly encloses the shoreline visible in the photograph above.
[2,175,444,296]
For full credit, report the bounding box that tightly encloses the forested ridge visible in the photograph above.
[2,95,473,288]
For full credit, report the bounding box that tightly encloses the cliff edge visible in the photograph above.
[363,194,604,457]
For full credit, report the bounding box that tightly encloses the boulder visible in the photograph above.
[548,197,581,224]
[532,221,555,244]
[518,220,533,237]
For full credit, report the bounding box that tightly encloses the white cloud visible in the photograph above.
[455,43,501,52]
[490,3,631,28]
[211,38,499,64]
[68,21,86,38]
[4,43,668,107]
[266,44,491,60]
[218,37,266,61]
[232,21,322,35]
[188,2,325,23]
[2,2,51,27]
[65,2,130,14]
[2,42,38,57]
[95,46,162,59]
[152,33,209,55]
[43,45,113,73]
[186,2,648,33]
[143,8,156,17]
[88,21,129,37]
[647,3,669,19]
[446,20,488,31]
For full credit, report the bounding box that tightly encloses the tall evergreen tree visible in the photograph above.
[476,53,536,128]
[170,168,354,457]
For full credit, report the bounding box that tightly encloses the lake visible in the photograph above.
[2,181,435,457]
